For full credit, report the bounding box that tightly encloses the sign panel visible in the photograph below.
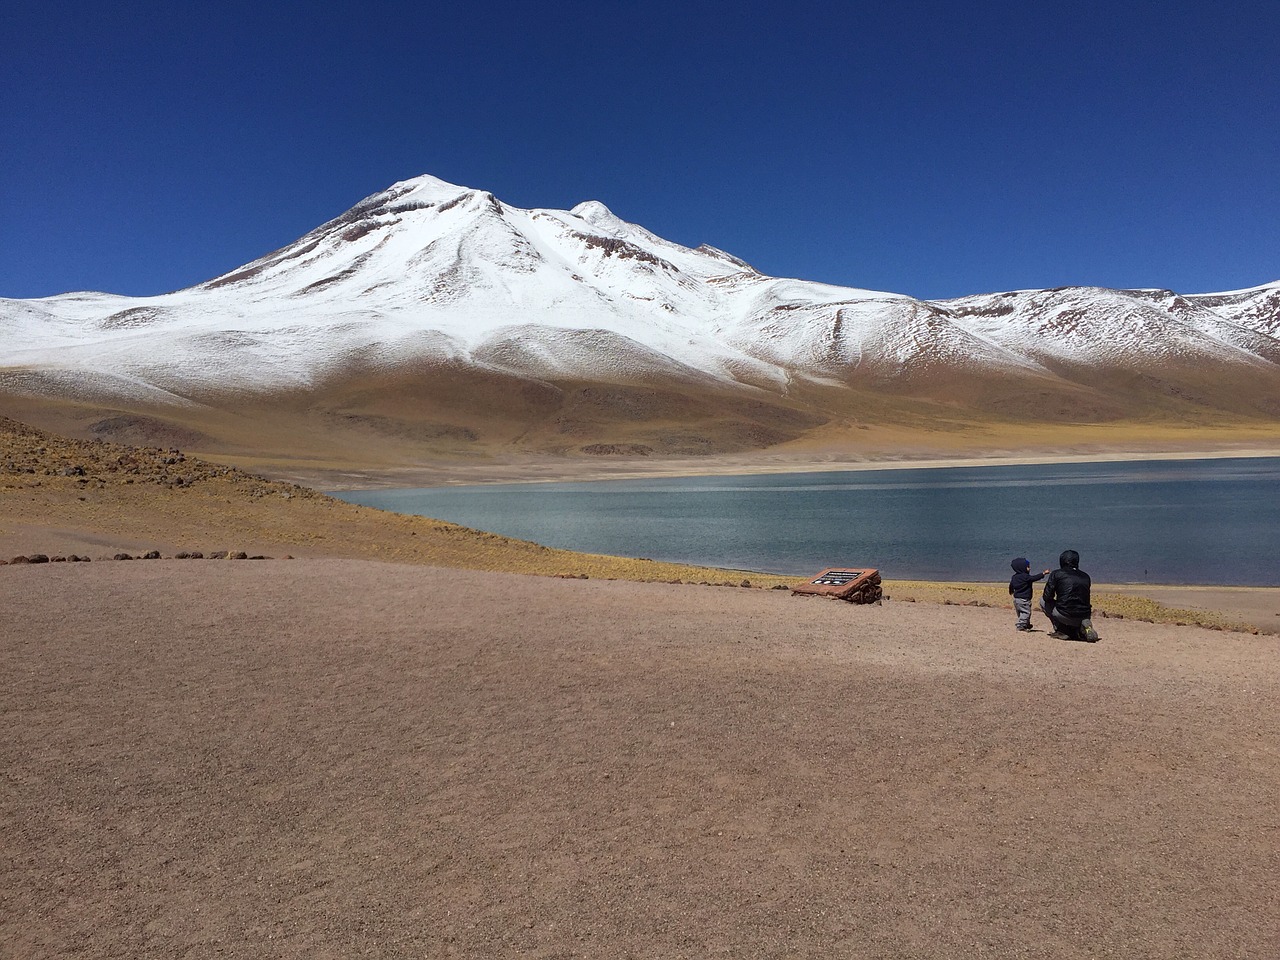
[791,566,883,603]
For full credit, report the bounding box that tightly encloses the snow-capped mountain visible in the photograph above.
[940,286,1280,368]
[2,173,1279,455]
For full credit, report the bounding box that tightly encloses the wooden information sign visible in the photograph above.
[790,567,882,604]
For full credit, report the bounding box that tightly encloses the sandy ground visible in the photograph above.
[4,559,1278,959]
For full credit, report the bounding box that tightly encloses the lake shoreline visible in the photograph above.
[336,456,1280,590]
[320,446,1280,492]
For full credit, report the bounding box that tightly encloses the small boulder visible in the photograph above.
[142,550,161,560]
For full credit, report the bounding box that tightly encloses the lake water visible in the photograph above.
[336,457,1280,586]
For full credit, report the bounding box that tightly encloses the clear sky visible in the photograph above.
[3,0,1277,301]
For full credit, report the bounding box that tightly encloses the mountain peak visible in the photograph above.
[383,173,475,205]
[570,200,622,227]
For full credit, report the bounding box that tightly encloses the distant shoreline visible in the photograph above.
[322,446,1280,492]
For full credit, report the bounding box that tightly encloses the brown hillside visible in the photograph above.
[0,415,788,584]
[6,371,1280,493]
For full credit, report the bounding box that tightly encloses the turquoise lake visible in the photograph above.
[335,457,1280,585]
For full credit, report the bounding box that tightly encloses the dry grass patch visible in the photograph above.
[885,580,1255,633]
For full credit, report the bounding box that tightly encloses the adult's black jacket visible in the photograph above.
[1043,566,1092,619]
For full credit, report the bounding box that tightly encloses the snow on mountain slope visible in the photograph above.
[2,173,1278,414]
[939,287,1280,368]
[1187,281,1280,340]
[0,174,904,399]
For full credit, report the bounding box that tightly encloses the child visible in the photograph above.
[1009,557,1050,631]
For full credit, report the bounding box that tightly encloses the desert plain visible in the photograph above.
[3,415,1279,958]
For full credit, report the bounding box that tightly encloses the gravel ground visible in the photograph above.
[3,559,1278,959]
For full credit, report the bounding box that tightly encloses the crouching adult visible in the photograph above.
[1041,549,1100,642]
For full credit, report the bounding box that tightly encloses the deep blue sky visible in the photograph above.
[3,0,1277,301]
